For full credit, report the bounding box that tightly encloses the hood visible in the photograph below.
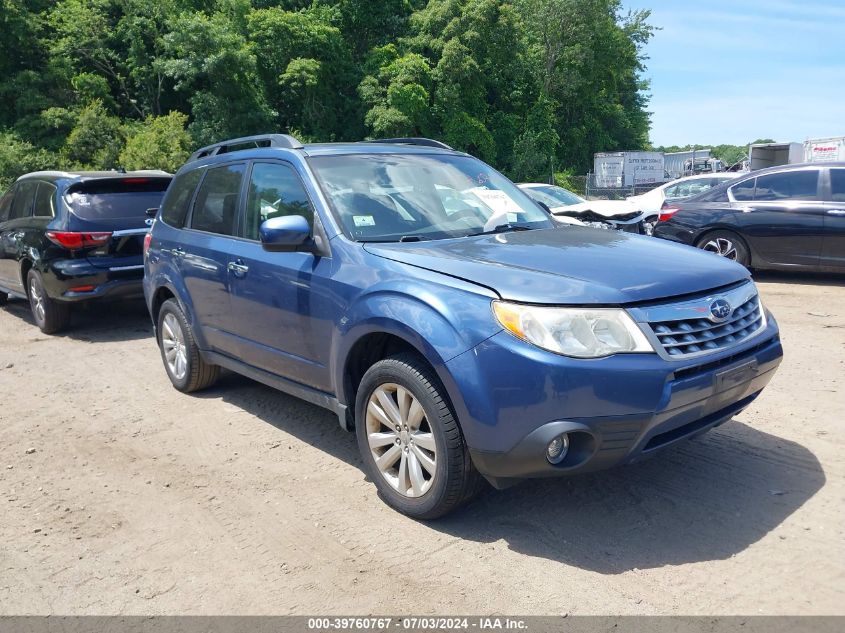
[363,227,749,305]
[556,199,640,218]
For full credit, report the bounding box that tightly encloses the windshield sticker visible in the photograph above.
[470,188,522,215]
[353,215,376,227]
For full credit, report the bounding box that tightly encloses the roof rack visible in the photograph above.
[189,134,303,162]
[362,137,453,150]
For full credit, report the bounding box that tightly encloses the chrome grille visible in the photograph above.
[630,282,766,360]
[651,295,763,357]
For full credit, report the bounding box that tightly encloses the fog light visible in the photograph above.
[546,434,569,464]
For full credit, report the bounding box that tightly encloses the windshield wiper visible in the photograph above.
[466,224,535,237]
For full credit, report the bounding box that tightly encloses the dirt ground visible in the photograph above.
[1,272,843,615]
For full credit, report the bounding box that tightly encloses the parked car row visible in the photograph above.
[0,136,788,519]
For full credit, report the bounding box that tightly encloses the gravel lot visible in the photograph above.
[1,273,843,615]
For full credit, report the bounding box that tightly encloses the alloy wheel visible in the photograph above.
[702,237,738,260]
[161,312,188,380]
[29,280,45,323]
[366,383,437,498]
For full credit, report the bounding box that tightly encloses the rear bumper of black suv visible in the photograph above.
[41,257,145,302]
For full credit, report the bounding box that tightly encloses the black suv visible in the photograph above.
[0,170,172,333]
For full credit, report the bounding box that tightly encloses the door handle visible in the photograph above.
[170,246,185,257]
[227,261,249,277]
[826,209,845,216]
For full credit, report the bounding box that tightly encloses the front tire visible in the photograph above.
[27,270,70,334]
[355,353,483,519]
[157,298,219,393]
[695,230,750,267]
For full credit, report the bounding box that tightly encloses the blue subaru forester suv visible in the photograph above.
[144,134,783,518]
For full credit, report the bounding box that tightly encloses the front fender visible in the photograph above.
[332,282,499,410]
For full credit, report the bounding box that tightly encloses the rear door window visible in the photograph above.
[829,169,845,202]
[753,170,819,201]
[189,163,245,236]
[66,178,171,221]
[0,190,13,222]
[161,169,203,227]
[730,178,755,201]
[9,181,37,219]
[33,182,57,217]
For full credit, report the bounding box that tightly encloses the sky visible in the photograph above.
[622,0,845,147]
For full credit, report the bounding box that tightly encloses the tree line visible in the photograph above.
[0,0,654,191]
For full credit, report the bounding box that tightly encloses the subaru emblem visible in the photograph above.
[709,299,732,322]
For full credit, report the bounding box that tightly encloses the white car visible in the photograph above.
[626,173,743,234]
[518,183,643,233]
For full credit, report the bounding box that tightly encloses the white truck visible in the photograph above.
[749,136,845,170]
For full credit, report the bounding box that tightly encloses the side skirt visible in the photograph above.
[203,350,350,431]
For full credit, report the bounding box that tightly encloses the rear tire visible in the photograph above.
[27,270,70,334]
[695,230,750,267]
[157,298,219,393]
[355,352,484,519]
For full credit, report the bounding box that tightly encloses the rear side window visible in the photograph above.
[243,162,313,240]
[753,170,818,201]
[160,169,203,227]
[66,178,171,221]
[730,178,755,201]
[33,182,57,217]
[9,181,37,219]
[190,163,245,236]
[0,190,13,222]
[829,169,845,202]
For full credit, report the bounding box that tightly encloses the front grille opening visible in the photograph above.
[650,294,763,358]
[643,392,759,452]
[672,335,779,381]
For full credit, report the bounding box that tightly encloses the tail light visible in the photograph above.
[657,202,680,222]
[46,231,112,250]
[143,232,153,256]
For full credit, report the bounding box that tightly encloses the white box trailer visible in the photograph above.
[623,151,665,186]
[593,153,625,187]
[748,142,803,170]
[593,151,665,187]
[804,136,845,163]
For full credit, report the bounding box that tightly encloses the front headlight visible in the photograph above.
[492,301,654,358]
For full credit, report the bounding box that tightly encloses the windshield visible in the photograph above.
[521,185,585,208]
[309,153,553,241]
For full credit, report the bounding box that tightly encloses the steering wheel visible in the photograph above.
[446,207,483,224]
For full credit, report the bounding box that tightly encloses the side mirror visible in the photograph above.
[259,215,312,252]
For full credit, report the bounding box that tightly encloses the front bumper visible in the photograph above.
[42,257,145,302]
[444,315,782,486]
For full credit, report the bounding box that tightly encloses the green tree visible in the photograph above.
[120,111,192,172]
[0,131,54,192]
[63,100,124,168]
[162,4,275,145]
